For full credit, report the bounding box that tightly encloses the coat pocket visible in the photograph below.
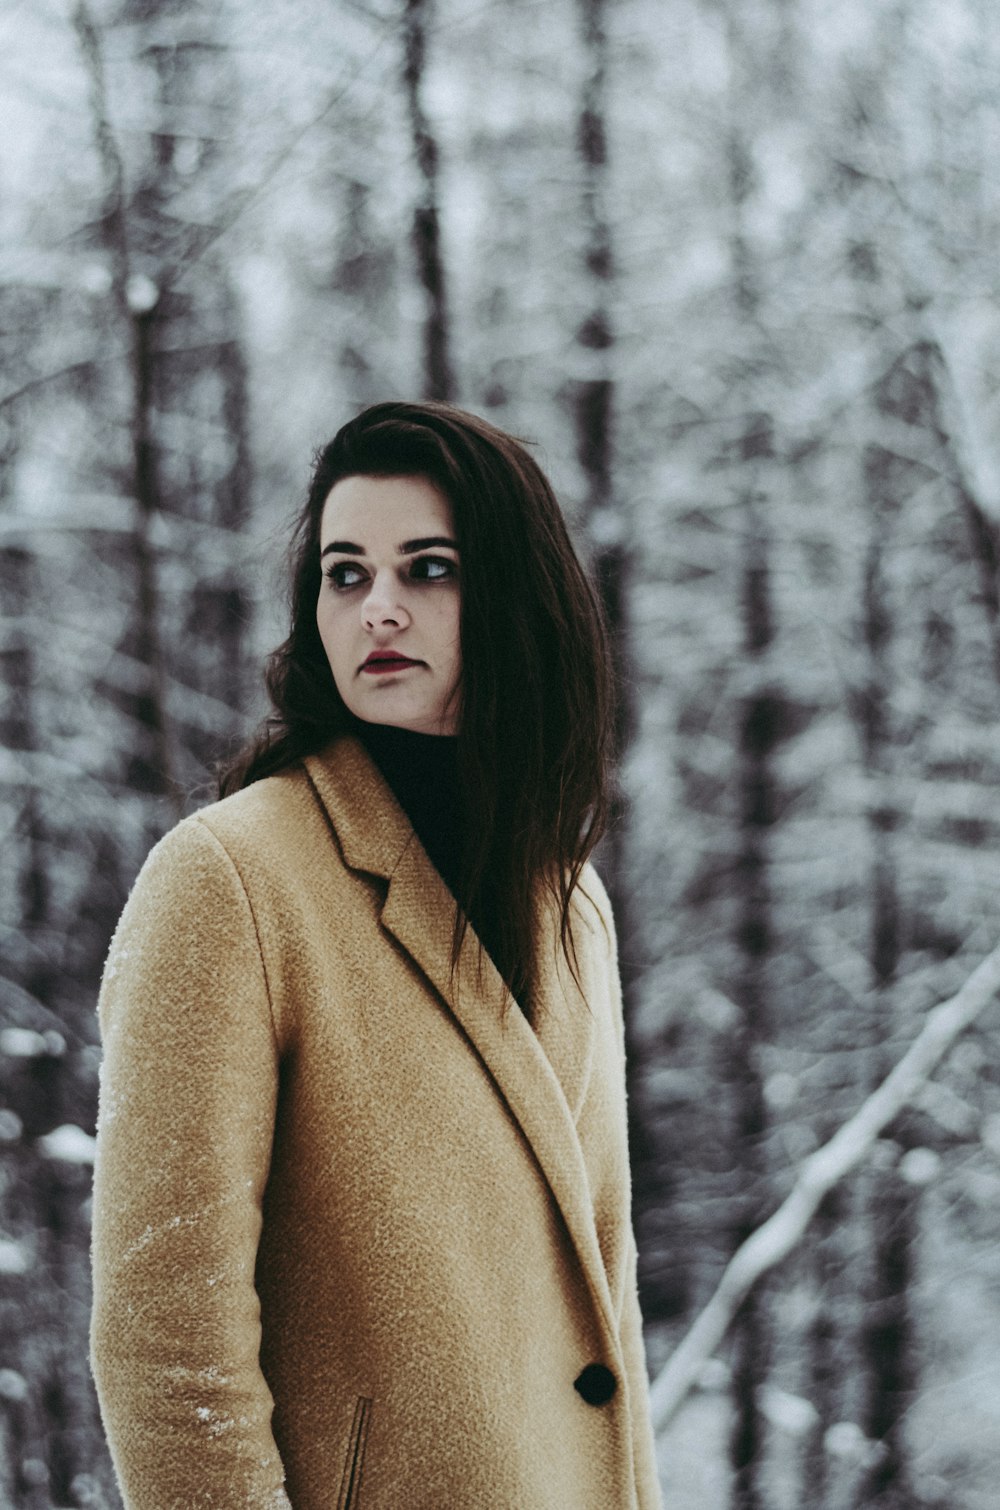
[337,1395,373,1510]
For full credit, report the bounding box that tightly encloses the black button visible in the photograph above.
[574,1363,617,1406]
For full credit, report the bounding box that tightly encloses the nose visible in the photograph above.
[362,570,411,633]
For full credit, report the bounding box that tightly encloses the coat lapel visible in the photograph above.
[304,737,616,1348]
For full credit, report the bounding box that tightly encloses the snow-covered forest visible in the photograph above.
[3,0,1000,1504]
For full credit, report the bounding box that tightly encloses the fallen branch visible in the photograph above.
[649,939,1000,1433]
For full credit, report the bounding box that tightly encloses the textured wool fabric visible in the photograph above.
[90,735,663,1510]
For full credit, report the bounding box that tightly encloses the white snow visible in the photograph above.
[37,1124,97,1164]
[0,1240,29,1276]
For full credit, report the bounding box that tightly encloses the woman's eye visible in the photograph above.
[324,562,367,590]
[410,556,456,582]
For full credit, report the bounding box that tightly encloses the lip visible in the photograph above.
[360,649,423,675]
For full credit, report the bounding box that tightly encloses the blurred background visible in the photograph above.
[3,0,1000,1505]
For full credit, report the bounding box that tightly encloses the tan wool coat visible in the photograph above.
[90,735,663,1510]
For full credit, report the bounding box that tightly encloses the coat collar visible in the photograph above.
[303,735,616,1349]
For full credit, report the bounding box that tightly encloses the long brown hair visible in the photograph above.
[219,400,614,1009]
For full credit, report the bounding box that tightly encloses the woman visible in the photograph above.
[90,401,662,1509]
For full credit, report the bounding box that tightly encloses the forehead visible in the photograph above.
[319,474,454,549]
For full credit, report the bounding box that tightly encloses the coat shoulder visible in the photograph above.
[119,765,341,932]
[571,864,623,1037]
[573,862,616,944]
[187,764,356,908]
[190,765,320,856]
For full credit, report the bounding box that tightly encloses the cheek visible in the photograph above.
[432,594,461,647]
[442,599,462,671]
[315,595,330,653]
[316,595,348,670]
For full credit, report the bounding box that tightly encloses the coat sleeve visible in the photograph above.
[90,815,291,1510]
[585,868,663,1510]
[618,1230,663,1509]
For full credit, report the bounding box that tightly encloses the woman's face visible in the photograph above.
[317,474,462,735]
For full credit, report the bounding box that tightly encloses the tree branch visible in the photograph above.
[649,939,1000,1433]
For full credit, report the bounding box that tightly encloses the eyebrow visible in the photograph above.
[320,535,459,559]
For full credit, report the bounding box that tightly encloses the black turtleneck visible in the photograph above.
[354,721,520,1011]
[355,721,464,905]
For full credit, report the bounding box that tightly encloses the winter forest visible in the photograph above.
[3,0,1000,1504]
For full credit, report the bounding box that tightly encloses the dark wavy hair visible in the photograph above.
[218,400,614,1011]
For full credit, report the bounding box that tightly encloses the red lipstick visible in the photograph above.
[361,649,422,675]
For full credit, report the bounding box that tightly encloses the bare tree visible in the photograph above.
[401,0,455,400]
[571,0,650,1185]
[73,0,180,814]
[855,390,915,1510]
[720,6,785,1500]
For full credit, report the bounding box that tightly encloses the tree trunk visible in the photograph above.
[571,0,652,1230]
[74,0,180,814]
[723,17,781,1489]
[573,0,624,914]
[856,432,916,1510]
[401,0,455,401]
[730,454,779,1510]
[912,336,1000,689]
